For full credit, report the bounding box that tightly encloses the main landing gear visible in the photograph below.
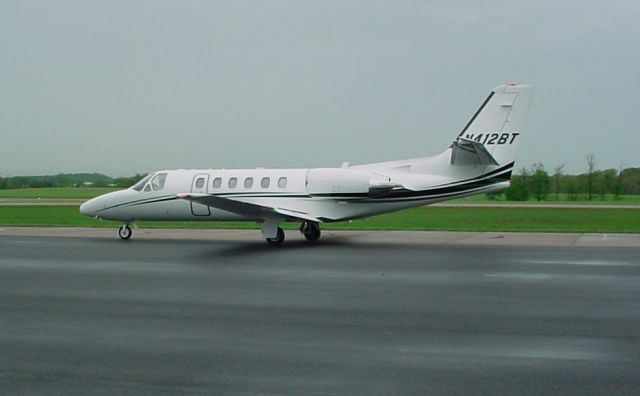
[262,221,322,246]
[300,221,321,241]
[118,224,132,240]
[265,227,285,246]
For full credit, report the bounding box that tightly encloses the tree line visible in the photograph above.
[0,173,146,189]
[493,155,640,201]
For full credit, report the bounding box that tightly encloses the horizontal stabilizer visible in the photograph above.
[450,137,499,166]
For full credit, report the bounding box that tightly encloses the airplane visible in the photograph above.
[80,83,534,245]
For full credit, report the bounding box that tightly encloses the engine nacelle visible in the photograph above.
[306,169,370,195]
[306,169,399,197]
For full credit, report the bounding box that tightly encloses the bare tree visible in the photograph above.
[615,162,625,200]
[601,169,617,200]
[586,153,596,201]
[553,164,565,201]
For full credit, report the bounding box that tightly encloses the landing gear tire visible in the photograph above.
[301,221,321,241]
[266,227,285,246]
[118,224,132,240]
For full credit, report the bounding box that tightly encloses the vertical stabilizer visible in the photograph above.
[457,83,534,167]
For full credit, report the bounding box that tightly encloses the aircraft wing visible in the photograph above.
[450,137,499,166]
[177,193,322,223]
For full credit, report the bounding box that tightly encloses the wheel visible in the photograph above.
[301,222,321,241]
[118,224,132,240]
[266,227,285,246]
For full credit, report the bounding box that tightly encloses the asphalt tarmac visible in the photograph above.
[1,234,639,395]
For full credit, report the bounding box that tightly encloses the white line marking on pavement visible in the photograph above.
[484,273,551,280]
[528,260,635,266]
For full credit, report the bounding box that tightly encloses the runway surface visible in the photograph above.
[1,234,639,395]
[3,227,640,247]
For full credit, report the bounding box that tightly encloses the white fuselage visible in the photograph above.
[80,163,510,223]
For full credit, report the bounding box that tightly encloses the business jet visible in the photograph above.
[80,83,533,245]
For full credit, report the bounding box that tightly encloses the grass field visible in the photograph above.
[0,187,118,199]
[451,193,640,205]
[1,187,639,205]
[1,205,638,233]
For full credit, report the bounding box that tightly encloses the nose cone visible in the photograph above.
[79,190,133,221]
[80,199,98,217]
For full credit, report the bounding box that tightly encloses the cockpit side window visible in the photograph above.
[151,173,167,191]
[131,174,153,191]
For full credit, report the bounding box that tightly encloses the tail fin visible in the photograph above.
[456,83,534,167]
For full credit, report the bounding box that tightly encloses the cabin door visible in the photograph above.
[190,174,211,216]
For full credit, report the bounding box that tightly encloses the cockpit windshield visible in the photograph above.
[131,174,152,191]
[150,173,167,191]
[131,172,168,192]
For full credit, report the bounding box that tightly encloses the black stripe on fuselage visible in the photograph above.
[95,194,178,214]
[428,161,514,189]
[213,192,310,198]
[354,173,511,203]
[128,196,181,207]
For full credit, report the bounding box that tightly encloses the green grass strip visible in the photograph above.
[1,206,638,233]
[452,193,640,205]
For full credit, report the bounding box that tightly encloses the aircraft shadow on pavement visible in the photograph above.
[197,235,366,259]
[86,234,441,262]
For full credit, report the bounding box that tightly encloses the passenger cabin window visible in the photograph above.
[212,177,222,188]
[244,177,253,189]
[261,177,270,188]
[151,173,167,191]
[278,177,287,188]
[195,177,205,189]
[228,177,238,188]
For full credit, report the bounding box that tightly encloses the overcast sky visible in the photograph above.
[1,1,638,176]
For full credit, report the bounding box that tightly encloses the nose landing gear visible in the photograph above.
[118,224,132,240]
